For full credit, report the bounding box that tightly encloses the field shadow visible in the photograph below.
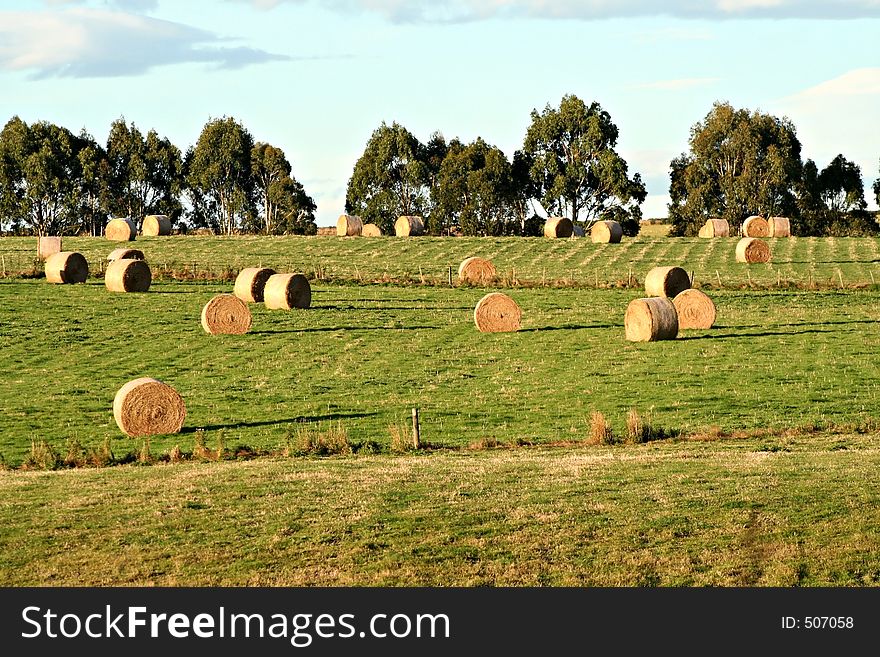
[181,411,377,433]
[252,325,440,335]
[519,324,612,332]
[678,325,863,340]
[728,319,875,330]
[317,304,472,311]
[786,259,880,265]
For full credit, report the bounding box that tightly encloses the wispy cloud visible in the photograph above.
[631,77,721,91]
[792,67,880,98]
[0,8,290,78]
[234,0,880,22]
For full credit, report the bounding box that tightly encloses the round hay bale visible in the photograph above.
[672,289,716,330]
[698,218,730,238]
[107,248,144,262]
[736,237,771,264]
[544,216,573,238]
[644,266,691,298]
[337,214,363,237]
[768,216,791,238]
[233,267,276,303]
[38,236,62,261]
[105,218,136,241]
[473,292,521,333]
[625,297,679,342]
[458,257,497,285]
[742,215,769,238]
[362,223,383,237]
[264,273,312,310]
[142,214,171,236]
[201,294,252,335]
[591,220,623,243]
[105,258,152,292]
[45,251,88,284]
[395,215,425,237]
[113,377,186,437]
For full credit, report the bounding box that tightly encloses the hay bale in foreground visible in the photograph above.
[672,289,716,330]
[591,220,623,243]
[45,251,88,284]
[544,217,573,238]
[395,215,425,237]
[698,218,730,238]
[362,223,383,237]
[742,215,769,238]
[38,236,62,261]
[107,248,144,262]
[644,266,691,298]
[458,257,497,285]
[473,292,521,333]
[105,258,152,292]
[142,214,171,236]
[736,237,771,263]
[264,273,311,310]
[233,267,276,303]
[201,294,252,335]
[105,218,136,241]
[337,214,363,237]
[113,377,186,437]
[768,216,791,238]
[625,297,679,342]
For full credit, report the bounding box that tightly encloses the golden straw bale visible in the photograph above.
[644,266,691,298]
[395,215,425,236]
[45,252,88,284]
[742,215,769,238]
[113,377,186,437]
[625,297,679,342]
[698,218,729,238]
[473,292,521,333]
[142,215,171,236]
[458,257,497,285]
[591,220,623,243]
[362,223,383,237]
[264,273,312,310]
[544,216,573,238]
[105,258,152,292]
[736,237,771,263]
[105,218,136,241]
[233,267,276,303]
[38,236,62,261]
[672,289,716,330]
[337,214,363,236]
[768,217,791,237]
[107,248,144,262]
[201,294,252,335]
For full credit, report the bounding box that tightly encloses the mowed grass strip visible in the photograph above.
[2,235,880,287]
[1,279,879,464]
[2,434,880,586]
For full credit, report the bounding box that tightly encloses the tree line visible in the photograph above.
[0,116,317,236]
[2,96,879,238]
[669,101,880,237]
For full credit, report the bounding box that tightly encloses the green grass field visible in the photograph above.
[2,234,880,586]
[3,233,880,288]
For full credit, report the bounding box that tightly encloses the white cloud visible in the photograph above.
[235,0,880,22]
[794,67,880,98]
[631,77,721,91]
[0,8,289,78]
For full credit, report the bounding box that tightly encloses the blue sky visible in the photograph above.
[1,0,879,225]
